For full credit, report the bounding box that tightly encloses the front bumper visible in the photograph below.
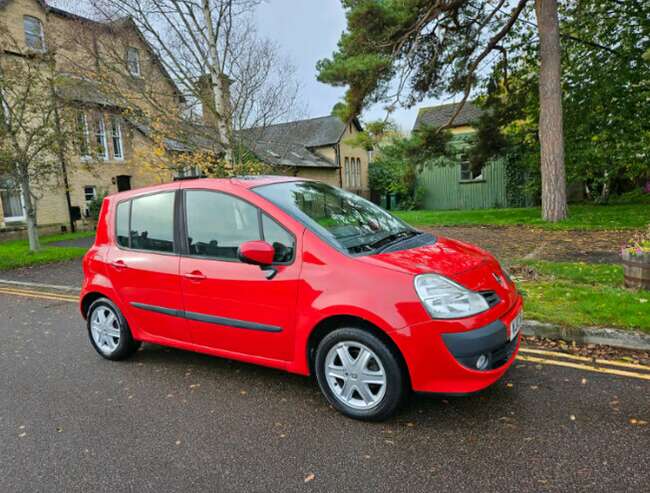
[391,295,523,394]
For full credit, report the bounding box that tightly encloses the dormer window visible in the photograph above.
[24,16,45,51]
[127,47,141,77]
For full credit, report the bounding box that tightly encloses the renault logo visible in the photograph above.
[493,272,505,286]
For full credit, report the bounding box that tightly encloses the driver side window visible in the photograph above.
[185,190,260,260]
[183,190,295,263]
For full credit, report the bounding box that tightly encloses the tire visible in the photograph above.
[314,327,406,421]
[87,297,141,361]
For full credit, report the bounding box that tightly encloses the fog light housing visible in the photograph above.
[476,354,489,370]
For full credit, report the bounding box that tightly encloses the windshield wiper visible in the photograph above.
[370,230,420,253]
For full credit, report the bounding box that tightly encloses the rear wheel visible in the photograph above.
[315,327,406,421]
[87,297,140,360]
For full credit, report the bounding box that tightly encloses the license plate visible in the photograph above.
[510,310,523,341]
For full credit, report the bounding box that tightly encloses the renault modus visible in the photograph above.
[80,177,523,420]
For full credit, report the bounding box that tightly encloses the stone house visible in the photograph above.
[238,115,371,197]
[0,0,184,234]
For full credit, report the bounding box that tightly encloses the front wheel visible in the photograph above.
[315,328,407,421]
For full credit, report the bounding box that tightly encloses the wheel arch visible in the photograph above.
[80,290,114,319]
[306,315,411,388]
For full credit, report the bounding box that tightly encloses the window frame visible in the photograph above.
[126,47,141,77]
[1,184,25,222]
[179,188,296,266]
[110,116,124,160]
[459,156,484,183]
[114,190,179,256]
[344,157,350,188]
[23,16,45,52]
[94,113,108,160]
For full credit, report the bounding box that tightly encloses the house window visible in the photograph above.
[111,116,124,159]
[354,158,361,189]
[460,155,482,181]
[127,47,141,77]
[344,157,350,187]
[95,114,108,160]
[0,178,24,222]
[77,112,90,158]
[84,185,97,202]
[83,185,97,217]
[23,16,45,51]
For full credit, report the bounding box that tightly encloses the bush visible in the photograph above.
[87,192,108,221]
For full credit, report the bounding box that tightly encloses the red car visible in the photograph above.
[81,177,523,420]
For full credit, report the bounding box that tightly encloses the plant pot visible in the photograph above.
[622,250,650,290]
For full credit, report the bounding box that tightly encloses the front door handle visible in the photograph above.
[110,260,128,270]
[183,270,206,281]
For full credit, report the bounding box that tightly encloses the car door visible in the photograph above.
[108,188,190,344]
[179,188,300,363]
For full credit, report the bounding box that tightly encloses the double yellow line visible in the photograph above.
[517,347,650,381]
[0,286,78,303]
[0,285,648,381]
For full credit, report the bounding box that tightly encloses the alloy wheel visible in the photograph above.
[324,341,387,410]
[90,305,121,355]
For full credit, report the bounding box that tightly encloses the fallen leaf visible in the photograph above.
[304,473,315,483]
[189,384,200,389]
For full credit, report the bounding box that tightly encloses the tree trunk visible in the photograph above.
[202,0,233,164]
[18,173,40,251]
[535,0,567,222]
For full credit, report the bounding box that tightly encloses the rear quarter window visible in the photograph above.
[115,201,130,247]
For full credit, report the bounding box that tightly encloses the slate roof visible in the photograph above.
[413,102,483,131]
[238,115,361,168]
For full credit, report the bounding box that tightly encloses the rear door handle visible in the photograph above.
[183,271,206,281]
[110,260,128,269]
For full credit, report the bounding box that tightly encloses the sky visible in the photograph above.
[49,0,447,132]
[253,0,444,132]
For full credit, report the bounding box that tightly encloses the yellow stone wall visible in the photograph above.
[0,0,178,229]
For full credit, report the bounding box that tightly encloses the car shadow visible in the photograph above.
[123,342,517,425]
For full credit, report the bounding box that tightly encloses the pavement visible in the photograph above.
[0,286,648,492]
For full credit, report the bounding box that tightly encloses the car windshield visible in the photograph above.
[253,181,416,254]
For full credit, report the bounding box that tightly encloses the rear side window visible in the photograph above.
[185,190,260,260]
[115,201,130,247]
[127,192,175,253]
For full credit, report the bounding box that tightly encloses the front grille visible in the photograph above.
[480,290,500,308]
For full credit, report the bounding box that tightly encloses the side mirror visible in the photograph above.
[238,240,275,267]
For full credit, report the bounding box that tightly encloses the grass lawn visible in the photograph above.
[394,203,649,230]
[511,260,650,333]
[0,231,94,271]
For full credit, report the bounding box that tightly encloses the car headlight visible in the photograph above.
[414,273,490,319]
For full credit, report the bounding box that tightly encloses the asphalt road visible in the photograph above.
[1,291,648,493]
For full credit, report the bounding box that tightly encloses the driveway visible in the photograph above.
[0,288,648,492]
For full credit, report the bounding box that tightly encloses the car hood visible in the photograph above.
[357,236,496,279]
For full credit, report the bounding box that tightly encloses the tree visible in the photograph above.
[317,0,568,221]
[368,124,451,209]
[534,0,566,220]
[472,0,650,204]
[0,37,71,251]
[84,0,302,167]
